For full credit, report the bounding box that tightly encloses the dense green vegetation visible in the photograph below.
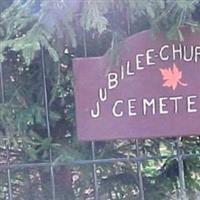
[0,0,200,199]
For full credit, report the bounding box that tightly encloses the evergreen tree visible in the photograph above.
[0,0,200,199]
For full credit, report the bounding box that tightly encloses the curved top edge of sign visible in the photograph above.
[74,29,151,60]
[73,26,199,61]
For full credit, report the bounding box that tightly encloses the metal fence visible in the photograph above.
[0,4,200,200]
[0,43,200,200]
[0,57,200,199]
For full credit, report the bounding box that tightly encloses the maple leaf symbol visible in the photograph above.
[159,63,188,90]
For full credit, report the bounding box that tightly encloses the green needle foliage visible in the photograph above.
[0,0,200,199]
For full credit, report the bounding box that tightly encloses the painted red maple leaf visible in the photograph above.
[159,63,188,90]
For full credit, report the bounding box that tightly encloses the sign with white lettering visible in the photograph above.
[73,29,200,141]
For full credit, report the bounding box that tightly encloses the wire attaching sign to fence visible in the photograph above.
[73,28,200,141]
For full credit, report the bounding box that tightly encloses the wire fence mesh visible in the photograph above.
[0,3,200,200]
[1,46,200,200]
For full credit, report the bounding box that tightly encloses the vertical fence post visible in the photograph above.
[41,47,56,200]
[0,62,13,200]
[82,28,99,199]
[126,2,131,36]
[176,137,186,200]
[136,140,145,200]
[83,29,88,58]
[0,63,5,104]
[91,142,99,200]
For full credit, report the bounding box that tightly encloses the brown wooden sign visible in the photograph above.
[73,29,200,141]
